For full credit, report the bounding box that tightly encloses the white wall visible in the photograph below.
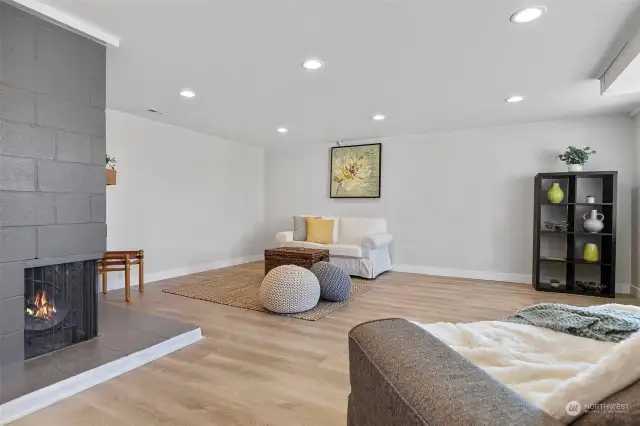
[105,110,265,289]
[265,116,636,290]
[633,115,640,298]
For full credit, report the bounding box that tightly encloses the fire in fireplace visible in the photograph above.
[25,291,57,320]
[24,261,98,359]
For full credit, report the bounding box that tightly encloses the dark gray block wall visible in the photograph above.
[0,3,106,366]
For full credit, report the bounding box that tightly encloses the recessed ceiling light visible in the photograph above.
[180,89,196,98]
[301,59,324,70]
[277,127,288,133]
[505,95,525,103]
[371,114,386,121]
[510,6,547,23]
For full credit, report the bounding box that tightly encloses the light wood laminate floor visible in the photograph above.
[12,261,639,426]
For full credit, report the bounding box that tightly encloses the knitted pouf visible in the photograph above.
[310,261,352,302]
[260,265,320,314]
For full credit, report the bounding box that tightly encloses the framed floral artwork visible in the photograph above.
[330,143,381,198]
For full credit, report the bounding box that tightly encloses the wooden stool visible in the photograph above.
[98,250,144,302]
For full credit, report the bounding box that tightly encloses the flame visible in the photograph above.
[25,291,56,320]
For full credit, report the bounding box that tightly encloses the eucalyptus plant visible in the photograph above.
[557,146,596,166]
[106,154,117,171]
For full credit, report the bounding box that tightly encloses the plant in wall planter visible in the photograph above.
[106,155,117,186]
[557,146,596,172]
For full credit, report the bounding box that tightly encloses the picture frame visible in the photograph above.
[330,143,382,198]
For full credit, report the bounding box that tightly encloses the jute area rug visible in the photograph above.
[162,270,372,321]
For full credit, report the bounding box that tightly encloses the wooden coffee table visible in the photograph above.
[264,247,330,275]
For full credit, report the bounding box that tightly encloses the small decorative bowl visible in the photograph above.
[544,220,569,233]
[575,281,605,293]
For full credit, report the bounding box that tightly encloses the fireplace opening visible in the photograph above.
[24,261,98,359]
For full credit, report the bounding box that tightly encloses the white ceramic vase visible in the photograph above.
[568,164,583,172]
[583,209,604,233]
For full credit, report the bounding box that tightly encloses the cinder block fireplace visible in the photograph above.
[24,261,98,359]
[0,3,106,366]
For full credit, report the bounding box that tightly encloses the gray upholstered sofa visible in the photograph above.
[348,319,640,426]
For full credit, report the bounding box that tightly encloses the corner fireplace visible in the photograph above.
[24,261,98,359]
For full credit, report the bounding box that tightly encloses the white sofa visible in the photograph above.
[275,217,393,279]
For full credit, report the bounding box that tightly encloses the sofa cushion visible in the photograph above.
[321,216,340,244]
[306,217,335,244]
[293,215,320,241]
[283,241,363,258]
[293,216,308,241]
[338,217,387,245]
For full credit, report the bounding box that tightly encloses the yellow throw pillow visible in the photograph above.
[306,217,335,244]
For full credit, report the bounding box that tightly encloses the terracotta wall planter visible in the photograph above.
[106,169,117,186]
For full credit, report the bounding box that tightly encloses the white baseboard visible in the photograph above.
[0,328,203,424]
[617,283,631,294]
[392,264,631,294]
[630,284,640,299]
[104,254,264,291]
[392,264,531,284]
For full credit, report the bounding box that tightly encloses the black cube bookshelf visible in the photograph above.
[532,171,617,298]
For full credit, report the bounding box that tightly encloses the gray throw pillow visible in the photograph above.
[293,216,307,241]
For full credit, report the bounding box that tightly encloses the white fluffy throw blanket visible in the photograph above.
[415,303,640,424]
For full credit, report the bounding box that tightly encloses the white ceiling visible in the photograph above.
[38,0,640,146]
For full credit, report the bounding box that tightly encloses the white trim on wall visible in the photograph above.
[392,264,631,294]
[392,264,530,284]
[617,283,632,294]
[104,254,264,291]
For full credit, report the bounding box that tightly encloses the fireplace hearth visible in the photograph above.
[24,261,98,360]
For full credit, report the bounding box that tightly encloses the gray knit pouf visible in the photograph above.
[260,265,320,313]
[310,261,352,302]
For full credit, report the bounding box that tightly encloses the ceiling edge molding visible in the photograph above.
[6,0,120,47]
[592,3,640,80]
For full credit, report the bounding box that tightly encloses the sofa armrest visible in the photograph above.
[275,231,293,246]
[348,319,561,426]
[361,232,393,250]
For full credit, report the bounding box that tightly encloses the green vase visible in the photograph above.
[583,243,599,263]
[547,183,564,204]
